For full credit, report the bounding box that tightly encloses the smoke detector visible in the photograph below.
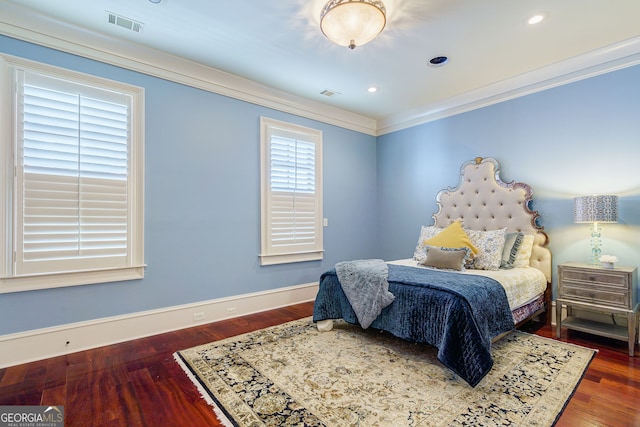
[428,56,449,67]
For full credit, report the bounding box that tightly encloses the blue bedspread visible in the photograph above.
[313,264,515,387]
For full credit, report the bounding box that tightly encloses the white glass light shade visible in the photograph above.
[320,0,386,49]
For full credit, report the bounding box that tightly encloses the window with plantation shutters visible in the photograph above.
[260,117,323,265]
[1,56,144,293]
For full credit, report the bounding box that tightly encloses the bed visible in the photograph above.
[312,157,552,387]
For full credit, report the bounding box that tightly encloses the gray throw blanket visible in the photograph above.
[335,259,395,328]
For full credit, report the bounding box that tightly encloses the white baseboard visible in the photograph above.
[6,295,630,368]
[0,282,319,368]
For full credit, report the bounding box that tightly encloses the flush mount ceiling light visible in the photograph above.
[320,0,386,49]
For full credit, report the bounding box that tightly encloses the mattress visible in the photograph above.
[388,259,547,311]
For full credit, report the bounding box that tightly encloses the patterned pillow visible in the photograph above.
[420,246,471,271]
[466,228,507,270]
[413,225,442,261]
[512,234,535,268]
[500,232,524,269]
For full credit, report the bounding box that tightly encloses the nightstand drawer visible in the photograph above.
[561,268,629,289]
[560,285,629,308]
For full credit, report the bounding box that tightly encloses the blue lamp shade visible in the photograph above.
[574,195,618,223]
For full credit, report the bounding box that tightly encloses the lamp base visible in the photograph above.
[590,222,602,266]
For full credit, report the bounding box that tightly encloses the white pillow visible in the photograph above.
[413,225,442,262]
[512,234,535,268]
[466,228,507,270]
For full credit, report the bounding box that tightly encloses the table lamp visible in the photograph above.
[574,195,618,265]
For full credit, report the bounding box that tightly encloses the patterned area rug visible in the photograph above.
[174,318,595,427]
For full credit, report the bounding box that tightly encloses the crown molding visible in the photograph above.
[0,2,377,136]
[377,36,640,135]
[1,2,639,138]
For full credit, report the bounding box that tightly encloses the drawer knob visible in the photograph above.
[589,293,595,298]
[589,276,596,281]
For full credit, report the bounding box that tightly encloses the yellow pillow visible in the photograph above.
[424,221,479,255]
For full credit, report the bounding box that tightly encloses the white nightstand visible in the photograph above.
[556,262,639,356]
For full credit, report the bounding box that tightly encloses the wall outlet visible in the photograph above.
[227,307,237,314]
[193,312,205,321]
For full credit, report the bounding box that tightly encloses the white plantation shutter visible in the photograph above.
[18,75,130,274]
[1,58,144,292]
[260,117,323,265]
[270,136,316,246]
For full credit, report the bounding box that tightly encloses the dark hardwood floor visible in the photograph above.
[1,301,639,426]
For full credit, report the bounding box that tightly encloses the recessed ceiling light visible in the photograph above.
[368,87,378,93]
[528,13,546,25]
[428,56,449,67]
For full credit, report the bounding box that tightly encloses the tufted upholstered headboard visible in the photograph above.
[432,157,552,284]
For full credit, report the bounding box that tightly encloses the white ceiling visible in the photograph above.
[2,0,640,134]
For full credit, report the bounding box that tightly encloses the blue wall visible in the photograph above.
[2,34,639,336]
[0,36,378,334]
[377,64,640,296]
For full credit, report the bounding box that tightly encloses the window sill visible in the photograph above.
[259,251,324,266]
[0,266,145,294]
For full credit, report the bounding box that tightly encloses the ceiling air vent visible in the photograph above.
[320,89,340,97]
[107,12,144,33]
